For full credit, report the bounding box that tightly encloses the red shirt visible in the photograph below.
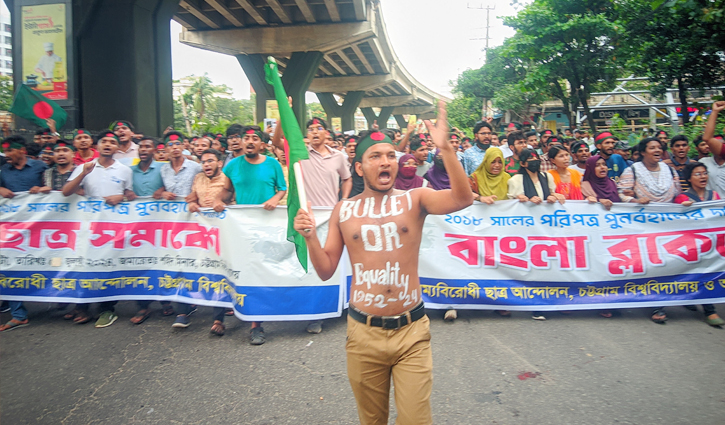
[73,149,99,165]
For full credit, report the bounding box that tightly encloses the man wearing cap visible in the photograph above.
[159,131,202,199]
[39,141,76,191]
[569,140,591,174]
[61,131,136,328]
[593,132,629,182]
[293,102,471,425]
[35,42,62,80]
[613,141,633,167]
[111,120,139,166]
[71,129,99,165]
[462,120,494,175]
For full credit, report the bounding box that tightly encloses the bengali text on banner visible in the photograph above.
[2,193,725,318]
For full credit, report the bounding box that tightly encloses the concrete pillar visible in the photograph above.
[394,114,407,130]
[361,107,394,129]
[236,54,274,125]
[74,0,178,135]
[283,52,324,129]
[237,51,323,130]
[317,91,364,132]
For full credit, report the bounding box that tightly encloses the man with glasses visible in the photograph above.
[462,120,494,175]
[271,117,351,334]
[159,131,201,200]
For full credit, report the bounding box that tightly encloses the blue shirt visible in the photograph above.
[223,156,286,205]
[463,144,487,175]
[605,154,628,181]
[131,160,164,196]
[0,158,47,192]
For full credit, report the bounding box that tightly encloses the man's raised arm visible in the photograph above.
[704,101,725,157]
[419,101,473,215]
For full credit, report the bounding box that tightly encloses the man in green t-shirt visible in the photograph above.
[214,125,287,345]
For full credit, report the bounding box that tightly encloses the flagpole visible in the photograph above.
[293,162,311,233]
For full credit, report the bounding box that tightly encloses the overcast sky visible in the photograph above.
[170,0,522,101]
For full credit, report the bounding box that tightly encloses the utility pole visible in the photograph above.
[468,3,495,118]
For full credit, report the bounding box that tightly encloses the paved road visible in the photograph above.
[1,302,724,424]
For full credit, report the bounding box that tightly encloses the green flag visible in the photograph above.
[10,84,67,129]
[264,57,310,272]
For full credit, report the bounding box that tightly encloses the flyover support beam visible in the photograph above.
[283,52,324,129]
[316,91,364,132]
[361,107,394,128]
[394,114,407,130]
[74,0,178,134]
[236,54,274,125]
[237,52,323,129]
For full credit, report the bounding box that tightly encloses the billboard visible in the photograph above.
[20,3,67,100]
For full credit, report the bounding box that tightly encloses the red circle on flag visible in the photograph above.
[33,101,54,120]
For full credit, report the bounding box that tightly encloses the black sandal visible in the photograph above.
[130,309,151,325]
[651,309,667,324]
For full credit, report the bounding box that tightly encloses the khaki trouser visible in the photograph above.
[345,314,433,425]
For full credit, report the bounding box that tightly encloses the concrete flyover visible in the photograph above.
[175,0,449,131]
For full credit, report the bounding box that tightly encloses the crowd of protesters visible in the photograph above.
[2,101,725,339]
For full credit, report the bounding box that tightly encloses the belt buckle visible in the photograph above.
[383,314,402,330]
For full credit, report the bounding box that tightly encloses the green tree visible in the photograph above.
[0,76,13,111]
[188,73,231,122]
[503,0,620,131]
[446,96,482,136]
[617,0,725,125]
[307,102,325,119]
[452,45,530,120]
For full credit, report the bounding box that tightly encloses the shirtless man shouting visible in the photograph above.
[294,102,472,425]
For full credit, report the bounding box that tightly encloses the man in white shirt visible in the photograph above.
[62,131,136,329]
[159,131,202,198]
[63,131,136,202]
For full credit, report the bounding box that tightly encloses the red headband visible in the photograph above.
[370,131,385,141]
[595,132,613,143]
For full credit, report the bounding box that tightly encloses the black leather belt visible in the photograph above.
[348,302,425,329]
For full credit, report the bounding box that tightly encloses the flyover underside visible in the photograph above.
[175,0,445,131]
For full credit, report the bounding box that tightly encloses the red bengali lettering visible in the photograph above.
[89,221,220,255]
[0,221,80,251]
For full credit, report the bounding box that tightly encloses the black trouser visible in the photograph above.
[136,300,171,309]
[77,301,117,312]
[703,304,716,316]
